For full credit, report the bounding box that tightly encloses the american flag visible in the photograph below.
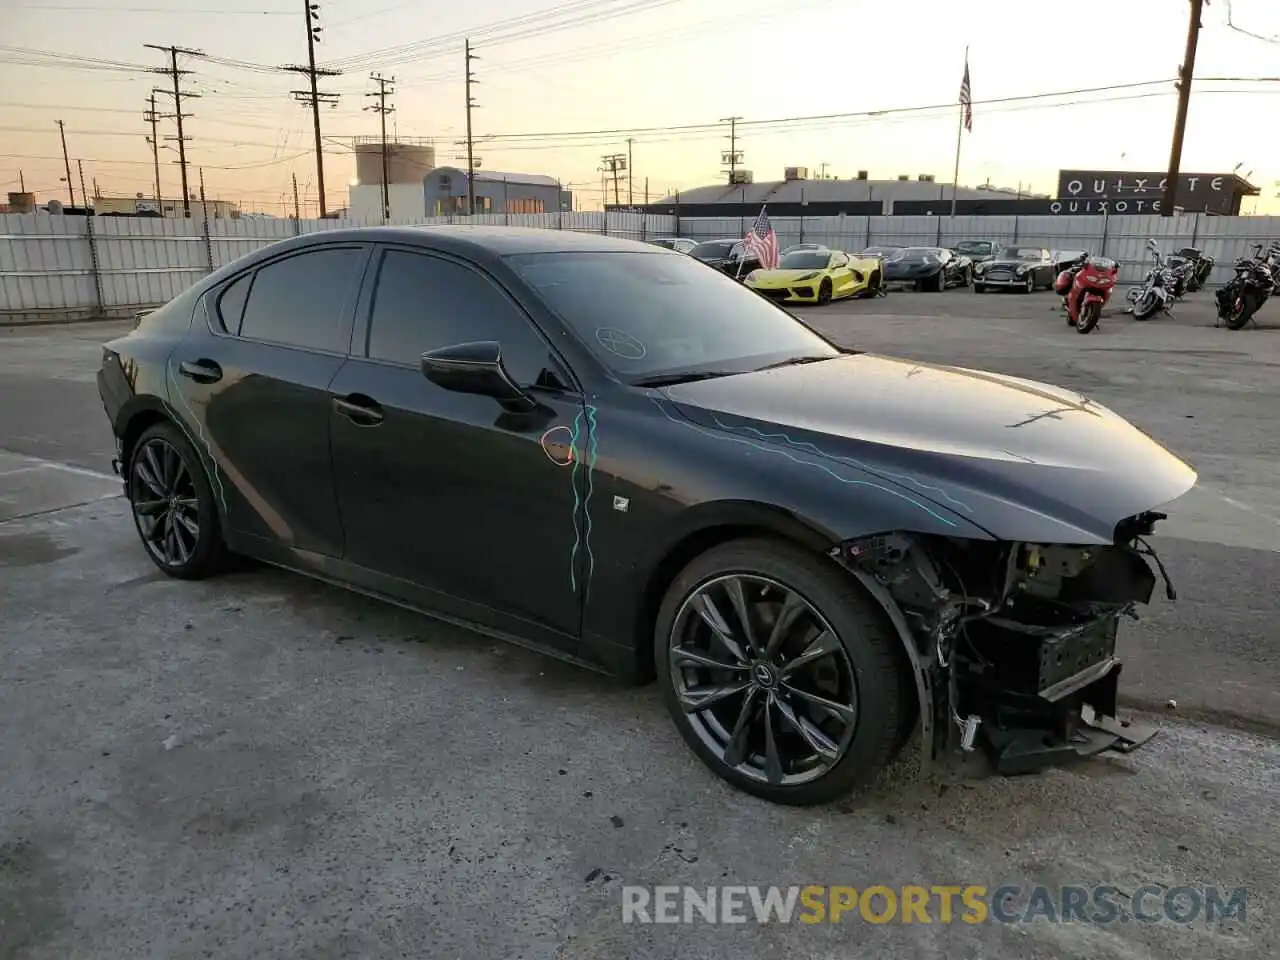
[744,205,779,269]
[959,58,973,132]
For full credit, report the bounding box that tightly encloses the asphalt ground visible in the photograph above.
[1,288,1278,959]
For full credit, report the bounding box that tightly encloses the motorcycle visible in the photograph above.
[1055,254,1118,334]
[1176,247,1215,292]
[1162,253,1196,301]
[1217,243,1277,331]
[1126,239,1176,321]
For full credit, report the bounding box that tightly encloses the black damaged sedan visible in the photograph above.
[98,226,1195,806]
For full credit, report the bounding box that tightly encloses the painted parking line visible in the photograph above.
[0,451,122,523]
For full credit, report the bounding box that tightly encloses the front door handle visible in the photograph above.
[332,394,384,426]
[178,359,222,383]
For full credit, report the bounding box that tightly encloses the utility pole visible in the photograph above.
[18,171,24,193]
[365,73,395,222]
[144,91,162,204]
[464,39,480,216]
[626,137,634,206]
[77,160,88,212]
[292,172,301,220]
[55,120,75,206]
[199,166,208,221]
[601,153,626,208]
[283,0,341,218]
[720,116,743,183]
[1162,0,1205,218]
[144,44,201,217]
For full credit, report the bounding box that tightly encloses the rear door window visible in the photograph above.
[237,246,365,353]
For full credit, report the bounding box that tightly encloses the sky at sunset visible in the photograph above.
[3,0,1279,216]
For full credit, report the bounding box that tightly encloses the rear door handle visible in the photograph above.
[178,359,222,383]
[332,394,384,426]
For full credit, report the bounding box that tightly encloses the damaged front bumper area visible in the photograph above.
[833,513,1176,776]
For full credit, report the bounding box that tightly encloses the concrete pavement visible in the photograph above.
[1,293,1277,959]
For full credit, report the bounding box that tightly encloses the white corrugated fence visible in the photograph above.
[3,210,1280,323]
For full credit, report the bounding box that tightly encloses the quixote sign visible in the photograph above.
[1048,197,1162,215]
[1055,169,1246,214]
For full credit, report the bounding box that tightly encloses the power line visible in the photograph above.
[281,0,340,217]
[144,43,202,216]
[365,73,395,221]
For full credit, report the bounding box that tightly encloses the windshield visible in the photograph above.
[900,247,942,260]
[506,251,840,381]
[954,241,991,254]
[690,241,737,259]
[863,247,900,257]
[1000,247,1042,260]
[777,251,831,270]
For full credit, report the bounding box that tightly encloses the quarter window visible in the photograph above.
[366,249,557,388]
[216,272,251,333]
[236,247,364,353]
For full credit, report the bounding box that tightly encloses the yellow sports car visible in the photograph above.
[744,248,884,305]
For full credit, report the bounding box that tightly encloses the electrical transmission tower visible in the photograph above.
[143,91,162,204]
[282,0,341,218]
[464,39,480,216]
[144,44,201,217]
[601,153,626,208]
[365,73,396,222]
[720,115,744,184]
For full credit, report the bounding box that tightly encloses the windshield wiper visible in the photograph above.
[631,370,741,387]
[753,355,834,372]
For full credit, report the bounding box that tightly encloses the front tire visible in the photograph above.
[127,421,227,580]
[655,538,907,806]
[1076,301,1100,334]
[1132,292,1160,321]
[1021,273,1035,293]
[817,279,832,305]
[973,282,985,293]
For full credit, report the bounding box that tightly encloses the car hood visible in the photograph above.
[884,259,937,272]
[980,258,1034,270]
[751,268,825,283]
[659,353,1197,544]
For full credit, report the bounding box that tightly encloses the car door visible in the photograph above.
[327,245,587,643]
[829,252,854,297]
[173,243,368,557]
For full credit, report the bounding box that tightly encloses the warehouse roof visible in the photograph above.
[430,166,561,188]
[660,179,1017,205]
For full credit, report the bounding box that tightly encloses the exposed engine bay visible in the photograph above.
[831,513,1176,774]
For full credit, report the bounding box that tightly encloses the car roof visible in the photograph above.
[256,224,662,258]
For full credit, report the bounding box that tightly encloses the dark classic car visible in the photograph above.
[97,225,1195,806]
[689,238,761,279]
[866,246,972,291]
[973,245,1057,292]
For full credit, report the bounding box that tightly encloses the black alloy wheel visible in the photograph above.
[128,421,226,579]
[656,539,908,806]
[818,279,832,305]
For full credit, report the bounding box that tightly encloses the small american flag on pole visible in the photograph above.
[959,57,973,132]
[743,205,779,270]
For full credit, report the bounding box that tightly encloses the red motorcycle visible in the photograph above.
[1054,255,1118,334]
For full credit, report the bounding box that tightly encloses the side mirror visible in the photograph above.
[420,340,537,413]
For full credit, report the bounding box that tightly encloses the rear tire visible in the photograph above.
[127,420,228,580]
[655,538,908,806]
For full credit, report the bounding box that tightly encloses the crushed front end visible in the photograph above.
[833,513,1176,775]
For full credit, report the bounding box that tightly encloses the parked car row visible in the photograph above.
[648,236,1078,300]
